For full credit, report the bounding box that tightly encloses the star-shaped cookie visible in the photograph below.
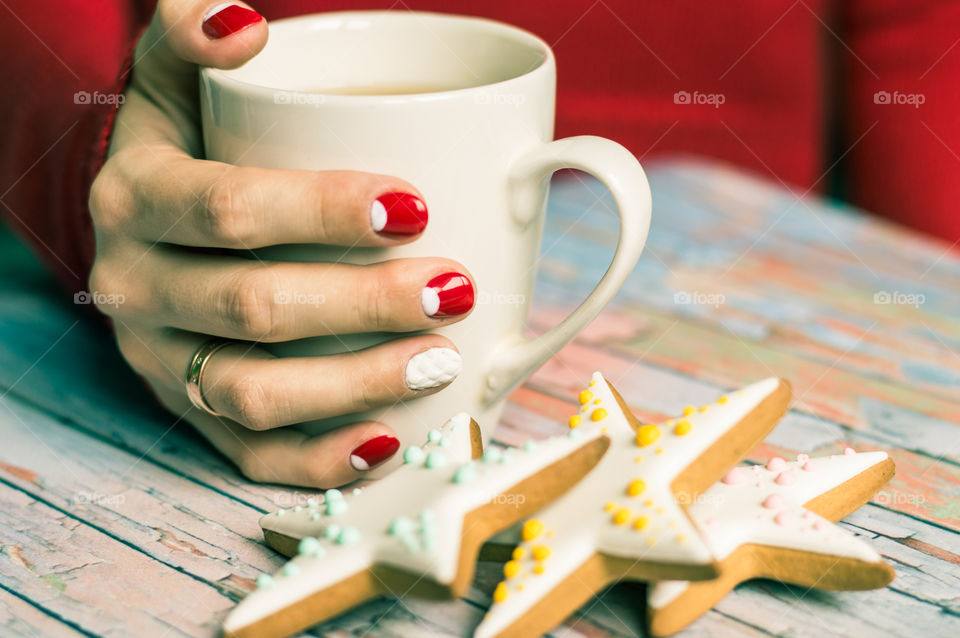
[223,412,611,638]
[646,449,895,635]
[473,372,791,638]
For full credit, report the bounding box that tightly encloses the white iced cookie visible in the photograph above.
[474,372,791,638]
[646,450,895,636]
[404,347,462,391]
[224,412,610,638]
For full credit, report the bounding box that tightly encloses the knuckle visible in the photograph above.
[222,375,277,431]
[88,162,132,231]
[220,270,281,339]
[201,171,255,246]
[359,267,395,330]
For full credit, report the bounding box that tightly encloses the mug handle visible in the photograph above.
[481,135,652,406]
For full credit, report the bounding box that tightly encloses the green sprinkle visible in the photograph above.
[403,446,425,464]
[282,563,300,578]
[297,537,324,558]
[427,429,442,443]
[336,526,361,545]
[482,448,502,464]
[425,450,448,469]
[453,462,477,484]
[255,574,274,589]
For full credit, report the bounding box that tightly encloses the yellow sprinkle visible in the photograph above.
[644,499,654,507]
[674,420,692,436]
[522,519,543,541]
[533,562,545,574]
[493,582,509,603]
[655,447,664,455]
[512,547,526,560]
[504,560,521,579]
[568,415,582,429]
[676,534,687,544]
[656,507,665,515]
[589,380,596,387]
[699,405,709,413]
[633,516,649,530]
[531,545,551,561]
[517,584,524,591]
[601,427,607,434]
[635,424,661,447]
[579,390,594,405]
[581,404,589,413]
[604,501,616,512]
[627,479,646,497]
[591,408,608,422]
[613,508,631,525]
[547,530,555,538]
[669,520,678,529]
[718,396,728,404]
[645,537,657,547]
[682,405,696,416]
[634,455,644,463]
[593,398,602,404]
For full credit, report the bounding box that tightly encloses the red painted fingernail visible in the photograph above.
[370,192,428,236]
[202,4,263,39]
[422,272,475,317]
[350,435,400,471]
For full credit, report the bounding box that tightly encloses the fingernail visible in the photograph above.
[370,192,428,236]
[202,3,263,39]
[421,272,475,317]
[405,347,462,390]
[350,435,400,471]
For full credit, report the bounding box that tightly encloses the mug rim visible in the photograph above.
[201,10,555,103]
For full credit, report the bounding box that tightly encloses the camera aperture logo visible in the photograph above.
[873,290,924,308]
[274,290,326,307]
[74,290,125,308]
[873,90,924,108]
[74,90,124,106]
[674,90,725,108]
[674,290,725,308]
[273,90,324,107]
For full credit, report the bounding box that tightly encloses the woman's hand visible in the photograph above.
[87,1,475,487]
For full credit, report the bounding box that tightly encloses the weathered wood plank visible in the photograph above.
[0,482,232,637]
[0,588,87,638]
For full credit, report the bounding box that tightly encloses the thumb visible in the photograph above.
[139,0,268,73]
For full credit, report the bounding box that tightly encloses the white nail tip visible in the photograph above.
[349,454,370,471]
[405,348,462,391]
[203,2,234,20]
[370,200,387,232]
[421,287,440,316]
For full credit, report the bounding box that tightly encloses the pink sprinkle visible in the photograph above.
[763,494,785,509]
[722,468,747,485]
[802,511,812,519]
[705,517,717,526]
[797,453,809,464]
[814,520,825,531]
[755,482,762,488]
[844,447,857,456]
[766,457,786,472]
[775,471,796,486]
[774,512,789,526]
[751,465,762,472]
[802,461,816,472]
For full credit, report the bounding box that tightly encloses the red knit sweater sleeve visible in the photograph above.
[0,0,149,294]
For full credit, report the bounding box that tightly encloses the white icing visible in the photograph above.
[474,373,785,638]
[647,450,890,610]
[225,412,607,634]
[404,347,462,390]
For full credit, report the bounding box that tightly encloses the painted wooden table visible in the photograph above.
[1,160,958,637]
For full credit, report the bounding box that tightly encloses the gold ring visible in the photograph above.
[185,339,234,416]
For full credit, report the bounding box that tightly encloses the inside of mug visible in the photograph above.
[218,12,548,95]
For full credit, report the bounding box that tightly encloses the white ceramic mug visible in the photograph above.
[200,11,651,474]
